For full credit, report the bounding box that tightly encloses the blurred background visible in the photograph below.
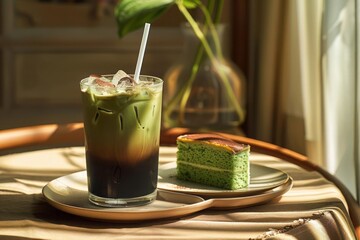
[0,0,240,130]
[0,0,359,203]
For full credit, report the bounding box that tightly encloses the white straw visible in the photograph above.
[134,23,151,83]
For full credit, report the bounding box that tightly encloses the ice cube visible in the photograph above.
[111,70,129,86]
[116,78,134,92]
[86,77,115,96]
[112,70,132,85]
[112,70,127,85]
[81,74,101,92]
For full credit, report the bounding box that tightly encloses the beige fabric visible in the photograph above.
[249,0,306,154]
[0,147,356,239]
[294,0,324,167]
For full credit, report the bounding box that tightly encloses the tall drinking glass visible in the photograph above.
[80,74,163,207]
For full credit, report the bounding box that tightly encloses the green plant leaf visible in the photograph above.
[115,0,176,38]
[183,0,201,9]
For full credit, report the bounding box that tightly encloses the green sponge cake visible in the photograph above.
[176,134,250,190]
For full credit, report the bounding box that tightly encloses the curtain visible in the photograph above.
[249,0,306,155]
[320,0,358,200]
[249,0,359,202]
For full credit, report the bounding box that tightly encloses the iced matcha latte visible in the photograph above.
[80,71,163,207]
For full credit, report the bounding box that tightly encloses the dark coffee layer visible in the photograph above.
[86,150,158,198]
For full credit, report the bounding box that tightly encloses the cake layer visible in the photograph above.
[177,141,249,171]
[177,162,249,190]
[177,134,249,153]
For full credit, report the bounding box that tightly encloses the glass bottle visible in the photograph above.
[163,24,246,134]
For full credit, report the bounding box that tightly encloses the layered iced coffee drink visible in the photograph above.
[80,70,163,207]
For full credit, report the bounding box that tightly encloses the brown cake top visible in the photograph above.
[177,133,250,154]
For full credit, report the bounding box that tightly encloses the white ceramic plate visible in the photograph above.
[42,171,209,222]
[42,171,293,222]
[158,162,289,197]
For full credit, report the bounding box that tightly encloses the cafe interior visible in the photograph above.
[0,0,359,239]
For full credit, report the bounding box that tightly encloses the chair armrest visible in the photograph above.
[0,123,84,153]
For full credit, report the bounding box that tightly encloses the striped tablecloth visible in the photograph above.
[0,146,357,239]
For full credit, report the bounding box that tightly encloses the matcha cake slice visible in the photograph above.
[176,134,250,190]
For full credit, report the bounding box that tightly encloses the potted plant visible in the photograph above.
[115,0,246,133]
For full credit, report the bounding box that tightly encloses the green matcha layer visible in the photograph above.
[176,134,250,190]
